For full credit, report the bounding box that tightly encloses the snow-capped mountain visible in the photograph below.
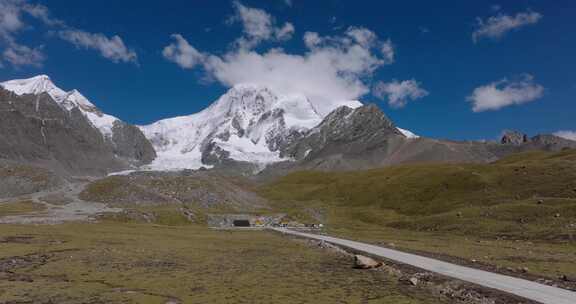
[1,75,118,137]
[140,84,363,170]
[3,75,573,176]
[397,127,419,139]
[0,75,156,175]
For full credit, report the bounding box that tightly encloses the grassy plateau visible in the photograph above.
[259,150,576,280]
[0,222,439,304]
[2,150,576,303]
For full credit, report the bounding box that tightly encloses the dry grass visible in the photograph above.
[260,150,576,279]
[0,200,46,216]
[0,222,441,304]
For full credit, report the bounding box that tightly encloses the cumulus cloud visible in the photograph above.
[21,2,63,26]
[163,34,204,69]
[0,0,57,67]
[164,21,395,116]
[3,43,44,67]
[275,22,295,41]
[228,1,295,49]
[58,29,138,63]
[373,79,428,108]
[472,9,542,42]
[554,131,576,141]
[0,1,25,39]
[0,0,137,68]
[467,74,544,112]
[0,0,58,39]
[303,31,321,48]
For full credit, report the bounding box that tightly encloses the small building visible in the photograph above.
[233,220,251,227]
[207,213,287,228]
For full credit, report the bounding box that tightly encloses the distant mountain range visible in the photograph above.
[1,75,574,176]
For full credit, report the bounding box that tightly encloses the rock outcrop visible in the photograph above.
[354,254,383,269]
[501,130,528,145]
[261,105,576,175]
[0,85,155,176]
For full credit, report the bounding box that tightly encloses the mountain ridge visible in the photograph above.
[1,75,575,176]
[0,75,156,175]
[138,83,367,171]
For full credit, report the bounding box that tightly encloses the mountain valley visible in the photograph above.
[1,75,575,304]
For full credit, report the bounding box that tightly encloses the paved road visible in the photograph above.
[273,228,576,304]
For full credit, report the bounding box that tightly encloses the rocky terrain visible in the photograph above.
[0,76,155,176]
[2,75,575,177]
[0,73,575,303]
[261,105,576,175]
[0,169,118,225]
[0,160,64,199]
[80,170,268,211]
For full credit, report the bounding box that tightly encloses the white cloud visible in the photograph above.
[473,9,542,42]
[164,23,395,116]
[0,1,24,39]
[228,1,295,49]
[21,2,62,26]
[0,0,53,67]
[380,39,394,63]
[3,43,44,67]
[58,29,138,64]
[467,74,544,112]
[163,34,205,69]
[0,0,135,67]
[554,131,576,141]
[275,22,295,41]
[303,31,321,48]
[373,79,428,108]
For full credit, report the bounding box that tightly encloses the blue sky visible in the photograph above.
[0,0,574,140]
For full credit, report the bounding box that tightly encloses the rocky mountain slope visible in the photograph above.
[263,105,576,173]
[260,148,576,240]
[139,84,426,171]
[80,170,269,211]
[2,75,574,176]
[140,84,575,174]
[139,84,326,170]
[0,75,156,175]
[0,160,64,199]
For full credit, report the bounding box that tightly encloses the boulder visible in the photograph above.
[560,274,576,282]
[353,254,383,269]
[400,276,419,286]
[500,130,528,145]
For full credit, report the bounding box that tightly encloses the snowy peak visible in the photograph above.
[215,84,277,114]
[1,75,115,138]
[0,76,157,173]
[60,89,97,111]
[206,84,322,130]
[1,75,96,111]
[1,75,65,98]
[140,84,361,170]
[397,127,419,139]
